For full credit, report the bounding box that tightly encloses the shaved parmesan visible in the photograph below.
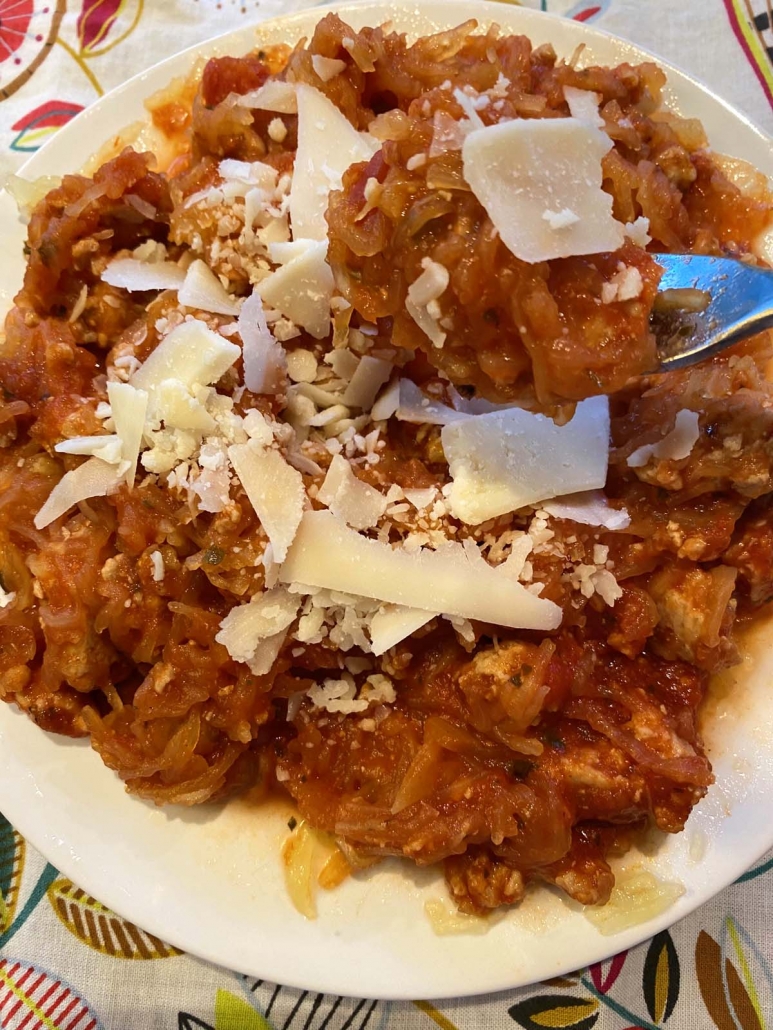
[369,605,436,655]
[55,435,122,464]
[219,159,277,192]
[256,240,333,339]
[229,441,305,562]
[107,381,148,486]
[152,379,216,433]
[563,85,604,128]
[239,291,287,395]
[448,387,515,416]
[442,396,610,524]
[178,259,240,316]
[406,259,449,348]
[311,55,346,82]
[404,487,436,510]
[342,356,392,410]
[237,80,298,114]
[627,409,700,468]
[280,511,562,631]
[317,454,387,529]
[371,378,400,421]
[397,379,467,425]
[34,457,122,530]
[268,239,316,265]
[131,319,240,392]
[249,630,290,676]
[290,84,379,241]
[102,257,186,292]
[462,118,624,263]
[215,586,300,664]
[542,490,631,530]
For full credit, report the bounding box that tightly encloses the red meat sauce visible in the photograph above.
[1,16,773,913]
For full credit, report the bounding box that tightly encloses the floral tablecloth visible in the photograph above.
[2,0,773,1027]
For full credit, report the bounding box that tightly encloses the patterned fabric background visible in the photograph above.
[2,0,773,1026]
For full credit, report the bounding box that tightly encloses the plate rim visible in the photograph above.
[2,0,773,1000]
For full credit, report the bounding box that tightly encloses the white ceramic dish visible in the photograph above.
[2,0,773,1000]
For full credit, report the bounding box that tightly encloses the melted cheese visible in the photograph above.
[34,457,122,530]
[279,511,562,630]
[290,84,379,241]
[317,454,387,530]
[462,118,624,263]
[256,240,333,339]
[441,396,610,525]
[131,319,240,392]
[229,441,305,562]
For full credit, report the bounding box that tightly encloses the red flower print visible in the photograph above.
[0,0,65,102]
[77,0,123,55]
[11,99,84,151]
[0,0,34,64]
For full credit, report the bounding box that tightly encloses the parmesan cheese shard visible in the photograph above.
[256,240,334,339]
[239,291,287,395]
[279,511,562,631]
[311,55,346,82]
[215,586,300,666]
[563,85,604,129]
[228,441,305,562]
[107,381,148,486]
[34,457,123,530]
[151,379,216,433]
[131,319,240,392]
[342,355,392,410]
[369,605,436,656]
[397,379,468,426]
[462,118,624,263]
[627,409,700,468]
[101,257,186,292]
[542,490,631,530]
[442,396,610,525]
[317,454,387,530]
[178,259,241,316]
[371,378,399,421]
[290,84,380,241]
[268,240,316,265]
[55,435,122,464]
[237,80,298,114]
[406,258,449,348]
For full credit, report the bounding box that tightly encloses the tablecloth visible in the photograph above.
[2,0,773,1026]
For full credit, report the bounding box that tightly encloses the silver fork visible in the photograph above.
[653,253,773,371]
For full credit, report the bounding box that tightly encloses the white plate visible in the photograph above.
[2,0,773,1000]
